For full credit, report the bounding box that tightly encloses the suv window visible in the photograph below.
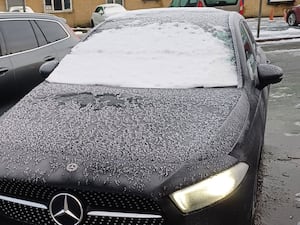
[0,33,4,56]
[170,0,198,7]
[0,20,38,55]
[204,0,238,6]
[31,21,48,47]
[35,20,68,43]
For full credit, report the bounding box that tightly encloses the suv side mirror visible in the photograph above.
[257,64,283,89]
[39,60,59,79]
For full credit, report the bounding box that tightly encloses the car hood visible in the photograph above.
[0,83,249,197]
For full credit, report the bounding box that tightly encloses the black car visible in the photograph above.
[0,8,282,225]
[0,13,79,104]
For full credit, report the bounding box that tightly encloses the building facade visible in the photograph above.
[0,0,299,27]
[244,0,298,18]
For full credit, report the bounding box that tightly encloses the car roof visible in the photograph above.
[95,3,124,8]
[9,6,33,10]
[0,12,64,22]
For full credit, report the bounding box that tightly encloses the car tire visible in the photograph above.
[287,12,298,26]
[91,20,95,28]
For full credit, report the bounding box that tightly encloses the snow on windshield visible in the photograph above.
[47,19,238,88]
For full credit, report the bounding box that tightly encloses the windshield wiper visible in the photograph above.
[192,85,237,89]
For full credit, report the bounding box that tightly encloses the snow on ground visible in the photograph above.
[48,21,238,88]
[246,17,300,41]
[252,28,300,40]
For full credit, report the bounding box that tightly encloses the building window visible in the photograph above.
[44,0,72,12]
[106,0,124,5]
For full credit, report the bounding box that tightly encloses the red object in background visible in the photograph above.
[239,0,244,15]
[197,1,203,7]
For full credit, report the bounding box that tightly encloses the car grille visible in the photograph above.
[0,179,165,225]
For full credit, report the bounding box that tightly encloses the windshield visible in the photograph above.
[47,9,238,89]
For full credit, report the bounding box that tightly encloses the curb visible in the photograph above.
[256,36,300,42]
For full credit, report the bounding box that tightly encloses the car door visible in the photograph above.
[239,20,269,147]
[34,19,74,61]
[240,20,270,101]
[0,31,15,103]
[0,19,57,98]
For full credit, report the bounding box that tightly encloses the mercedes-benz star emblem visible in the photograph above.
[49,193,83,225]
[66,163,78,172]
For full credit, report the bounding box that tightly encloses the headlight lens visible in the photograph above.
[170,162,249,213]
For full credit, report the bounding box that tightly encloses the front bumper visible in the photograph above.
[0,168,255,225]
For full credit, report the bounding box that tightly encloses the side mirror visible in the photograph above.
[257,64,283,89]
[39,60,59,79]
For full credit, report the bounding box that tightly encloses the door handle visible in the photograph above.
[44,56,55,62]
[0,67,8,76]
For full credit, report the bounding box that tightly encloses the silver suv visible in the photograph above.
[0,13,79,103]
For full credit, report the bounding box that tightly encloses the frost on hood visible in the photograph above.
[0,83,249,194]
[47,8,238,89]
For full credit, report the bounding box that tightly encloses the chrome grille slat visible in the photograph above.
[87,210,162,218]
[0,194,47,209]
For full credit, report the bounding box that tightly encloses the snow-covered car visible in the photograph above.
[286,5,300,26]
[90,3,126,27]
[0,8,283,225]
[8,6,34,13]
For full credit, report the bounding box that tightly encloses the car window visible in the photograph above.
[0,20,39,55]
[204,0,238,6]
[240,23,256,80]
[95,6,103,13]
[31,21,48,47]
[35,20,68,43]
[242,21,256,51]
[170,0,198,7]
[0,33,4,56]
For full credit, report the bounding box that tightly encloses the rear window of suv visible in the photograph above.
[35,20,68,43]
[170,0,198,7]
[204,0,238,6]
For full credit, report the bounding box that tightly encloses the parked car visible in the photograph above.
[170,0,244,14]
[8,6,34,13]
[286,5,300,26]
[90,3,126,27]
[0,13,79,103]
[0,8,282,225]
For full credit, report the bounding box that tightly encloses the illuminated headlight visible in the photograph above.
[170,162,249,213]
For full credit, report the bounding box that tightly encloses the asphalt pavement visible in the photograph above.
[248,18,300,225]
